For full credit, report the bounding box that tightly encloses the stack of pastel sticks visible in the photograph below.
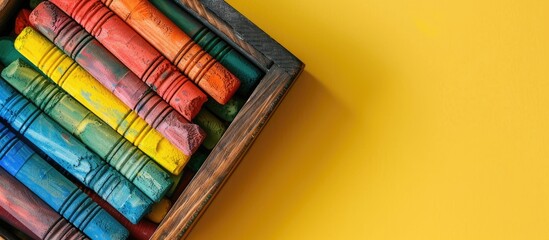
[0,0,264,239]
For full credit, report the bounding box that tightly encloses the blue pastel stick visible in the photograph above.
[0,121,129,239]
[0,78,152,224]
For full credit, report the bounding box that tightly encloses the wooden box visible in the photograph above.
[0,0,304,239]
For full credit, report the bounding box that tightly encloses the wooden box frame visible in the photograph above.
[0,0,304,238]
[152,0,304,238]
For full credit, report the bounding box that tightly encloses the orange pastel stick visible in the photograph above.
[98,0,240,104]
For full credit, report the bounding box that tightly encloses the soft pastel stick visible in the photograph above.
[31,2,206,153]
[46,0,208,121]
[0,168,88,240]
[43,1,208,121]
[0,77,152,224]
[0,206,40,240]
[0,38,34,68]
[14,9,31,35]
[30,0,45,9]
[103,0,241,104]
[79,184,157,240]
[2,60,173,202]
[50,0,240,104]
[194,110,226,150]
[15,27,190,175]
[187,147,210,172]
[146,198,172,224]
[0,122,128,239]
[32,2,207,124]
[152,0,264,96]
[32,2,227,150]
[205,96,246,122]
[30,150,157,240]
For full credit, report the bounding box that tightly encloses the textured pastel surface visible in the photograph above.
[0,199,41,240]
[0,38,34,68]
[47,0,208,121]
[0,121,128,239]
[194,109,226,150]
[186,148,209,173]
[146,198,172,224]
[96,0,240,104]
[31,1,205,156]
[15,27,190,175]
[0,75,152,224]
[0,168,88,239]
[205,97,245,122]
[14,9,30,35]
[153,0,263,96]
[2,60,173,202]
[80,185,157,240]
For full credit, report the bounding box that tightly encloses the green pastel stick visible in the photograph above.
[194,109,227,150]
[205,96,246,122]
[0,38,34,68]
[30,0,45,9]
[187,147,210,172]
[151,0,265,96]
[2,60,173,202]
[165,148,210,197]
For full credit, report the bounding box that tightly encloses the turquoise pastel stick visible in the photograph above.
[151,0,264,96]
[0,121,129,239]
[0,78,152,224]
[2,60,173,202]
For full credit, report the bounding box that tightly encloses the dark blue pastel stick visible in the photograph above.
[0,78,152,224]
[0,121,129,239]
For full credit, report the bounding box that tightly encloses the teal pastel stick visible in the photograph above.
[152,0,265,96]
[0,77,152,224]
[0,121,129,239]
[2,60,173,202]
[0,38,34,68]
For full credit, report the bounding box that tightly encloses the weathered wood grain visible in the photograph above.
[174,0,273,71]
[2,0,304,238]
[151,0,304,238]
[153,66,300,239]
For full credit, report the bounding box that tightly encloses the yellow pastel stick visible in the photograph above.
[15,27,188,175]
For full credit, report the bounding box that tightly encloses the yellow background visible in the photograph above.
[188,0,549,239]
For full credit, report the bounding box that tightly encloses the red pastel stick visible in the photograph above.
[38,1,208,121]
[79,187,157,240]
[50,0,240,104]
[0,206,40,240]
[14,9,31,35]
[0,168,88,240]
[30,2,206,155]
